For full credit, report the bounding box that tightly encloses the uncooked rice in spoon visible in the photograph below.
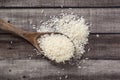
[38,34,75,63]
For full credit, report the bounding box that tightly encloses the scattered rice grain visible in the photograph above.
[65,75,68,79]
[78,66,82,69]
[10,41,13,44]
[96,34,99,37]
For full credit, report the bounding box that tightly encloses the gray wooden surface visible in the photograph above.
[0,9,120,33]
[0,0,120,80]
[0,0,120,7]
[0,60,120,80]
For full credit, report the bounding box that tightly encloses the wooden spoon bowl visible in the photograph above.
[0,19,59,52]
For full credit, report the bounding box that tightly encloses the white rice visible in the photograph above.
[38,34,75,63]
[37,14,89,60]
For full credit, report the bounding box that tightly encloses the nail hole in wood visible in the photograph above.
[8,20,10,23]
[9,69,12,72]
[8,47,13,50]
[22,75,26,78]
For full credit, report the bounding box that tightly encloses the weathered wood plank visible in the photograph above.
[0,0,120,7]
[0,34,38,59]
[84,34,120,60]
[0,34,120,60]
[0,9,120,33]
[0,60,119,80]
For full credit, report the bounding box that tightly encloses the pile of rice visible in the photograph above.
[38,34,75,63]
[37,14,89,63]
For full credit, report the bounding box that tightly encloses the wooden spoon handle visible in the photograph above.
[0,19,27,37]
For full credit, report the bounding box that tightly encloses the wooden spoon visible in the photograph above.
[0,19,59,52]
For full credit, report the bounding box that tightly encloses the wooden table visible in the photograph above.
[0,0,120,80]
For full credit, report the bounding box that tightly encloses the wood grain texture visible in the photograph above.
[84,34,120,60]
[0,0,120,7]
[0,34,120,60]
[0,60,120,80]
[0,9,120,33]
[0,34,40,60]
